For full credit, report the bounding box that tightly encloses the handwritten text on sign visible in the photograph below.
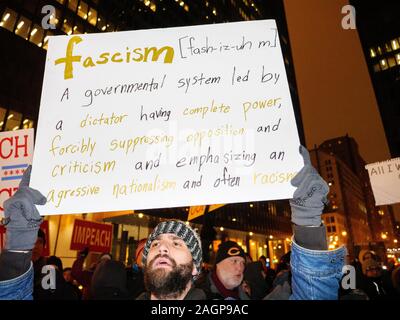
[31,20,303,215]
[365,158,400,205]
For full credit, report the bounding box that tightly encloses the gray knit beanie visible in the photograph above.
[142,220,202,273]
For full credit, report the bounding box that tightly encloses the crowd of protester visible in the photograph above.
[1,147,399,300]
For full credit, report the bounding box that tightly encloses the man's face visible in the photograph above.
[32,237,44,262]
[216,256,246,290]
[144,233,196,298]
[63,270,72,282]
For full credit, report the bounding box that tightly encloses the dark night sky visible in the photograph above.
[283,0,391,164]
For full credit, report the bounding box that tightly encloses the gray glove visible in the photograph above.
[2,166,47,251]
[289,146,329,227]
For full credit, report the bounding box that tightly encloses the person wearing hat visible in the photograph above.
[196,240,249,300]
[1,146,346,300]
[137,220,206,300]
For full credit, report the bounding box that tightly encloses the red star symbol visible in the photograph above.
[16,170,19,174]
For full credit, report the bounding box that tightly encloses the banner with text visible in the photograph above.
[0,128,34,216]
[31,20,303,215]
[365,158,400,205]
[70,219,113,253]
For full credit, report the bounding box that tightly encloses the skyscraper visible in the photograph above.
[351,0,400,157]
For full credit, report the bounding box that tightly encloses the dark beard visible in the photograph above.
[144,254,193,299]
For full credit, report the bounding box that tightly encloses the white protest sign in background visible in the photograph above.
[31,20,303,215]
[0,128,34,216]
[365,158,400,205]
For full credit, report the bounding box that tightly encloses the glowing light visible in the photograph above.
[30,28,37,36]
[16,21,24,30]
[269,235,273,239]
[219,227,224,231]
[249,232,253,236]
[263,245,267,248]
[7,114,14,120]
[3,13,10,21]
[138,213,144,218]
[232,218,237,222]
[381,234,387,240]
[342,231,347,236]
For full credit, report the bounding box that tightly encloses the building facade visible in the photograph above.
[311,135,398,258]
[351,0,400,157]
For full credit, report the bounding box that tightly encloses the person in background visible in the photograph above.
[0,147,347,300]
[71,247,112,299]
[242,261,270,299]
[90,259,129,300]
[34,256,80,300]
[63,267,82,299]
[126,238,146,298]
[258,255,277,292]
[196,241,249,300]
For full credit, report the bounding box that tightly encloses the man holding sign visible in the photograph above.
[0,146,346,300]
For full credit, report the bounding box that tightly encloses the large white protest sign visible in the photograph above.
[31,20,303,215]
[0,128,34,216]
[365,158,400,205]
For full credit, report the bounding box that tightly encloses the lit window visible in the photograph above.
[29,24,44,47]
[377,46,382,55]
[0,107,7,131]
[150,3,157,12]
[0,9,17,32]
[388,56,396,68]
[5,111,22,131]
[212,8,217,15]
[77,1,89,20]
[392,39,399,51]
[22,118,34,129]
[68,0,79,13]
[396,54,400,65]
[88,8,98,26]
[380,59,388,70]
[62,17,73,35]
[385,42,392,53]
[184,4,189,12]
[73,21,84,34]
[15,16,31,40]
[56,0,66,4]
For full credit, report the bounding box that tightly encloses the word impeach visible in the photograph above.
[70,219,113,253]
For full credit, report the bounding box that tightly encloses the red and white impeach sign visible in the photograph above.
[70,219,113,253]
[0,128,34,214]
[0,220,50,256]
